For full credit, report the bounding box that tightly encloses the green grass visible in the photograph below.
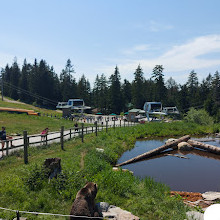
[0,112,78,135]
[0,98,92,135]
[0,98,62,116]
[1,121,218,219]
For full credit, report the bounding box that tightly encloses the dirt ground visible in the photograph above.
[170,191,214,209]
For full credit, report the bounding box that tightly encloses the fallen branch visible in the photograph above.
[188,140,220,155]
[116,135,190,167]
[164,153,189,159]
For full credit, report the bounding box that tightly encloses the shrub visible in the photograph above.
[184,108,214,125]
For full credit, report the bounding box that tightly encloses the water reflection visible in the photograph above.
[118,137,220,193]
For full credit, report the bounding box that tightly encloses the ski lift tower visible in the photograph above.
[143,102,166,121]
[56,99,91,117]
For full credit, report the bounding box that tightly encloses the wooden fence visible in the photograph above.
[0,120,137,164]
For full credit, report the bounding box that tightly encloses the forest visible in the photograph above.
[1,58,220,121]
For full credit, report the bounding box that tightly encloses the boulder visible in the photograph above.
[103,205,139,220]
[178,142,193,151]
[165,138,177,144]
[96,148,104,153]
[113,167,134,174]
[96,202,110,213]
[202,191,220,201]
[186,211,204,220]
[13,218,27,220]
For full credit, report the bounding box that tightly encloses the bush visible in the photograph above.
[184,108,214,125]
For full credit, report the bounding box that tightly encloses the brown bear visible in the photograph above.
[70,182,101,220]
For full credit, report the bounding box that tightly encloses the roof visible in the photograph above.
[128,109,142,113]
[139,110,146,114]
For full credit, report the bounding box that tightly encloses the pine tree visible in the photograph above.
[132,65,145,108]
[60,59,77,101]
[151,65,167,102]
[19,59,31,102]
[77,74,91,105]
[122,79,132,111]
[10,58,21,100]
[186,70,200,107]
[166,77,179,106]
[109,66,122,114]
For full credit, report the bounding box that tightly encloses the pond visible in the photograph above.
[117,136,220,193]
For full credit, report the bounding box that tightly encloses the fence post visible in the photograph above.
[61,126,64,150]
[81,124,84,142]
[23,130,28,164]
[106,121,108,133]
[92,126,93,133]
[86,126,87,134]
[6,141,9,156]
[45,134,48,145]
[95,122,98,136]
[16,210,20,220]
[70,128,72,139]
[114,120,115,129]
[124,120,125,127]
[120,119,121,127]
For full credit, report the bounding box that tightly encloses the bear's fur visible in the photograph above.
[70,182,101,220]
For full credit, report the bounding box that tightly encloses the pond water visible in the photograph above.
[117,137,220,193]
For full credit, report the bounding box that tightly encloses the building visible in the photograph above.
[56,99,91,117]
[128,109,146,122]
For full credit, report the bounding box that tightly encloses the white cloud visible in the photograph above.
[98,35,220,82]
[121,44,150,55]
[149,20,174,32]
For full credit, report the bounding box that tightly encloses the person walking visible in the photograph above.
[0,127,7,154]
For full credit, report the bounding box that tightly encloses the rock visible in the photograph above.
[202,191,220,201]
[178,142,193,151]
[186,211,204,220]
[96,202,110,213]
[165,138,177,144]
[113,167,134,174]
[44,158,61,179]
[103,206,139,220]
[96,148,104,153]
[13,218,27,220]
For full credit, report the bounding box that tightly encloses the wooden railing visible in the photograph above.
[0,120,137,164]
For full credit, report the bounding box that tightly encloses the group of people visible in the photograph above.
[1,127,50,156]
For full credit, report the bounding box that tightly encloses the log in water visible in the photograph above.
[116,135,190,167]
[188,140,220,155]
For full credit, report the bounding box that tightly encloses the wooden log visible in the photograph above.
[164,153,189,159]
[116,135,190,167]
[188,140,220,155]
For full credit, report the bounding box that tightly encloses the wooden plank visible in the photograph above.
[116,135,190,167]
[188,140,220,155]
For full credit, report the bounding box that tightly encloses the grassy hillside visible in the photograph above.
[0,99,76,135]
[0,98,62,115]
[1,122,219,219]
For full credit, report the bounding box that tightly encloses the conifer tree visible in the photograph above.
[151,65,167,102]
[10,58,21,100]
[60,59,77,101]
[109,66,122,114]
[122,79,132,111]
[19,59,31,102]
[132,65,145,108]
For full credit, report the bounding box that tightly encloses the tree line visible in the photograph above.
[1,58,220,121]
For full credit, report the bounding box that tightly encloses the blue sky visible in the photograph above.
[1,0,220,85]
